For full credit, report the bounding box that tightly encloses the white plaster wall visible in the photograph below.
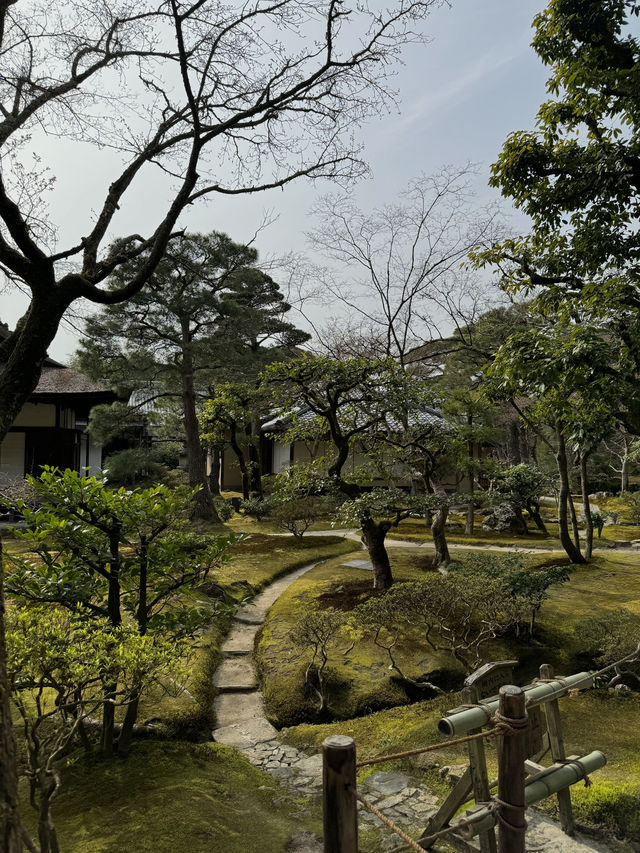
[13,403,56,428]
[0,433,25,477]
[272,442,291,472]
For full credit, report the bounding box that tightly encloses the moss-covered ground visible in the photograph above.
[20,740,322,853]
[258,544,640,840]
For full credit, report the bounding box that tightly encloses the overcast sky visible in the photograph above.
[0,0,549,361]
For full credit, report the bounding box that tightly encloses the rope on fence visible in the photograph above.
[355,718,518,769]
[356,790,512,851]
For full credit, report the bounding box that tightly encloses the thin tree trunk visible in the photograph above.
[621,455,629,492]
[119,535,148,756]
[37,782,60,853]
[431,489,451,566]
[465,476,475,535]
[247,421,263,496]
[580,453,594,561]
[526,499,548,533]
[180,326,220,523]
[209,449,221,496]
[555,429,586,564]
[0,542,23,853]
[229,430,250,500]
[568,492,581,549]
[360,518,393,590]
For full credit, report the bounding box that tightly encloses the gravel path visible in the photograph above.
[211,554,623,853]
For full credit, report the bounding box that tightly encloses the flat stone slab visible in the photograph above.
[212,716,278,749]
[234,604,265,625]
[364,771,412,796]
[222,622,260,654]
[343,559,373,570]
[213,691,265,728]
[214,657,257,690]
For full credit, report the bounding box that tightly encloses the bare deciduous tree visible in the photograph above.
[304,167,503,364]
[0,0,446,846]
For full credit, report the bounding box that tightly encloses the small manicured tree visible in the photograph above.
[6,605,182,853]
[4,468,234,755]
[289,609,347,713]
[357,572,527,674]
[493,463,551,534]
[270,462,338,537]
[264,356,446,587]
[581,611,640,690]
[449,552,570,639]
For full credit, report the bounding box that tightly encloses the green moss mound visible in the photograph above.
[21,741,322,853]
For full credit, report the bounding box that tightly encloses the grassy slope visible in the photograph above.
[21,741,321,853]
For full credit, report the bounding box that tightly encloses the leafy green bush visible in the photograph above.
[214,498,235,522]
[240,495,272,520]
[103,447,171,486]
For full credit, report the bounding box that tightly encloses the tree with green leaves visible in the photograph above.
[4,468,233,756]
[488,319,624,562]
[199,381,277,500]
[493,463,552,534]
[475,0,640,435]
[6,605,182,853]
[77,232,306,520]
[264,355,454,586]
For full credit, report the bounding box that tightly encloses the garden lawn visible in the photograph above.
[20,740,322,853]
[217,532,354,589]
[256,544,640,726]
[386,514,640,551]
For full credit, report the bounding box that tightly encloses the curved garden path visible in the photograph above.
[211,550,619,853]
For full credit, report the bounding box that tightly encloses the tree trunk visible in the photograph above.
[0,544,23,853]
[209,449,221,496]
[621,455,629,493]
[247,421,263,496]
[580,453,594,561]
[526,499,548,533]
[360,518,393,590]
[180,326,220,523]
[117,695,140,758]
[555,429,586,564]
[567,492,581,549]
[431,504,450,568]
[37,781,60,853]
[229,430,250,500]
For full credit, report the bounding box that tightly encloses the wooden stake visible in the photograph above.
[323,735,358,853]
[464,684,498,853]
[497,686,527,853]
[539,663,575,836]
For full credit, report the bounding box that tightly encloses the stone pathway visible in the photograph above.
[211,556,622,853]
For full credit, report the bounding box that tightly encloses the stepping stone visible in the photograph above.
[365,771,413,796]
[342,559,373,570]
[214,657,257,691]
[234,604,265,625]
[212,715,278,749]
[213,691,265,728]
[222,621,260,654]
[293,754,323,776]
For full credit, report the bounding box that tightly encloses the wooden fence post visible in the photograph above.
[496,686,527,853]
[539,663,575,836]
[322,735,358,853]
